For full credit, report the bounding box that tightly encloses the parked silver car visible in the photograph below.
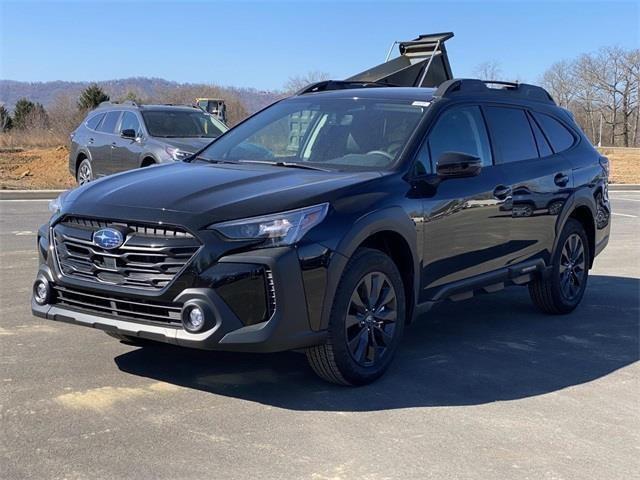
[69,101,228,184]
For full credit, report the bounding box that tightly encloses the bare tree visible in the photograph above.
[283,71,331,94]
[473,61,502,81]
[541,46,639,147]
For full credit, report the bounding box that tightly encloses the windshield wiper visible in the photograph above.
[238,160,330,172]
[189,156,238,165]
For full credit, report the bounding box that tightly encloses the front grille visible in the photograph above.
[53,286,182,325]
[53,216,201,290]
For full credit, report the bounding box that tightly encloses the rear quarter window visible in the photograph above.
[484,106,538,164]
[531,112,575,152]
[85,113,104,130]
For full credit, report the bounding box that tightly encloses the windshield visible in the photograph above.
[198,97,428,170]
[142,110,226,138]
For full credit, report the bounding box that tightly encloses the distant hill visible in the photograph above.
[0,77,283,115]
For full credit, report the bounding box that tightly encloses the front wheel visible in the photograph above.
[529,218,590,314]
[306,248,406,386]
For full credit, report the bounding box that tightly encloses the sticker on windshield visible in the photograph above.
[412,101,431,107]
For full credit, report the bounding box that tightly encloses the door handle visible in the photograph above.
[88,138,94,144]
[493,185,512,200]
[554,173,569,187]
[110,142,116,149]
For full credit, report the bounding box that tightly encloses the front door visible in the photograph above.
[415,104,513,301]
[112,111,144,173]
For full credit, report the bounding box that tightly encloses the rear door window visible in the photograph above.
[427,105,492,169]
[531,112,575,152]
[97,111,121,134]
[527,112,553,157]
[484,106,538,163]
[86,113,104,130]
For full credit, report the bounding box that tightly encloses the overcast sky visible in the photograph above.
[1,0,638,90]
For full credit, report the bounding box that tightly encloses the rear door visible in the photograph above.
[415,104,513,300]
[482,105,573,266]
[92,110,122,176]
[112,111,144,173]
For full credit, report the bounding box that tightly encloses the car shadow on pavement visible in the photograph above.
[114,275,639,411]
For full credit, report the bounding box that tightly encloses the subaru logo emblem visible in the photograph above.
[93,228,124,250]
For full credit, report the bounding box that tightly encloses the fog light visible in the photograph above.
[183,305,205,333]
[33,279,50,305]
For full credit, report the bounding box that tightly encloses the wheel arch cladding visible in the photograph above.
[359,230,415,323]
[75,152,88,176]
[569,206,595,268]
[326,207,420,329]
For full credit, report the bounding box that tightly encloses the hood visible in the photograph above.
[63,162,380,228]
[161,137,215,152]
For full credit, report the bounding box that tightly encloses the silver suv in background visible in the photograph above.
[69,102,228,184]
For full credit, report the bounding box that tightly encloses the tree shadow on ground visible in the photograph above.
[115,275,639,411]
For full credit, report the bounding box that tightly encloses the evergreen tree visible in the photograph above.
[0,105,12,132]
[78,83,110,111]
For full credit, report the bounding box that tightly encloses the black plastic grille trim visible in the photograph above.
[53,285,182,325]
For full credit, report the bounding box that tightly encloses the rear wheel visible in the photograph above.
[529,218,589,314]
[306,248,405,385]
[77,159,93,185]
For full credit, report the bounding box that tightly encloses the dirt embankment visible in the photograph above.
[0,146,638,190]
[0,146,75,190]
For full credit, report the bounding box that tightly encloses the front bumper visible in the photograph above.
[32,239,330,353]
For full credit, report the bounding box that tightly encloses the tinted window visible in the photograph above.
[427,106,492,169]
[527,112,553,157]
[97,111,121,134]
[86,113,104,130]
[120,111,141,134]
[484,107,538,163]
[532,112,575,152]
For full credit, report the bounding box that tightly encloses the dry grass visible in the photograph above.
[598,147,640,184]
[0,129,68,149]
[0,145,638,190]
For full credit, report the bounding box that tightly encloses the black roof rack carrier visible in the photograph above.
[97,100,138,107]
[347,32,454,88]
[296,32,455,95]
[435,78,556,104]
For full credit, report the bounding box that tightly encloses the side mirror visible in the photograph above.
[436,152,482,178]
[121,129,136,139]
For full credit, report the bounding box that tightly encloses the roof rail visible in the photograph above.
[97,100,138,107]
[434,78,555,104]
[296,80,392,95]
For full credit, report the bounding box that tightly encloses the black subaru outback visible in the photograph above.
[32,79,610,385]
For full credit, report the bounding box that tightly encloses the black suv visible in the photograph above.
[32,79,610,385]
[69,102,228,184]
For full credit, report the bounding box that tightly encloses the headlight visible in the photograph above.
[166,146,194,161]
[210,203,329,248]
[48,190,71,214]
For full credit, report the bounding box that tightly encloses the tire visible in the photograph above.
[306,248,406,386]
[104,331,150,346]
[77,158,93,185]
[529,218,590,314]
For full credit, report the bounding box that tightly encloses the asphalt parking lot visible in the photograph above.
[1,191,638,480]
